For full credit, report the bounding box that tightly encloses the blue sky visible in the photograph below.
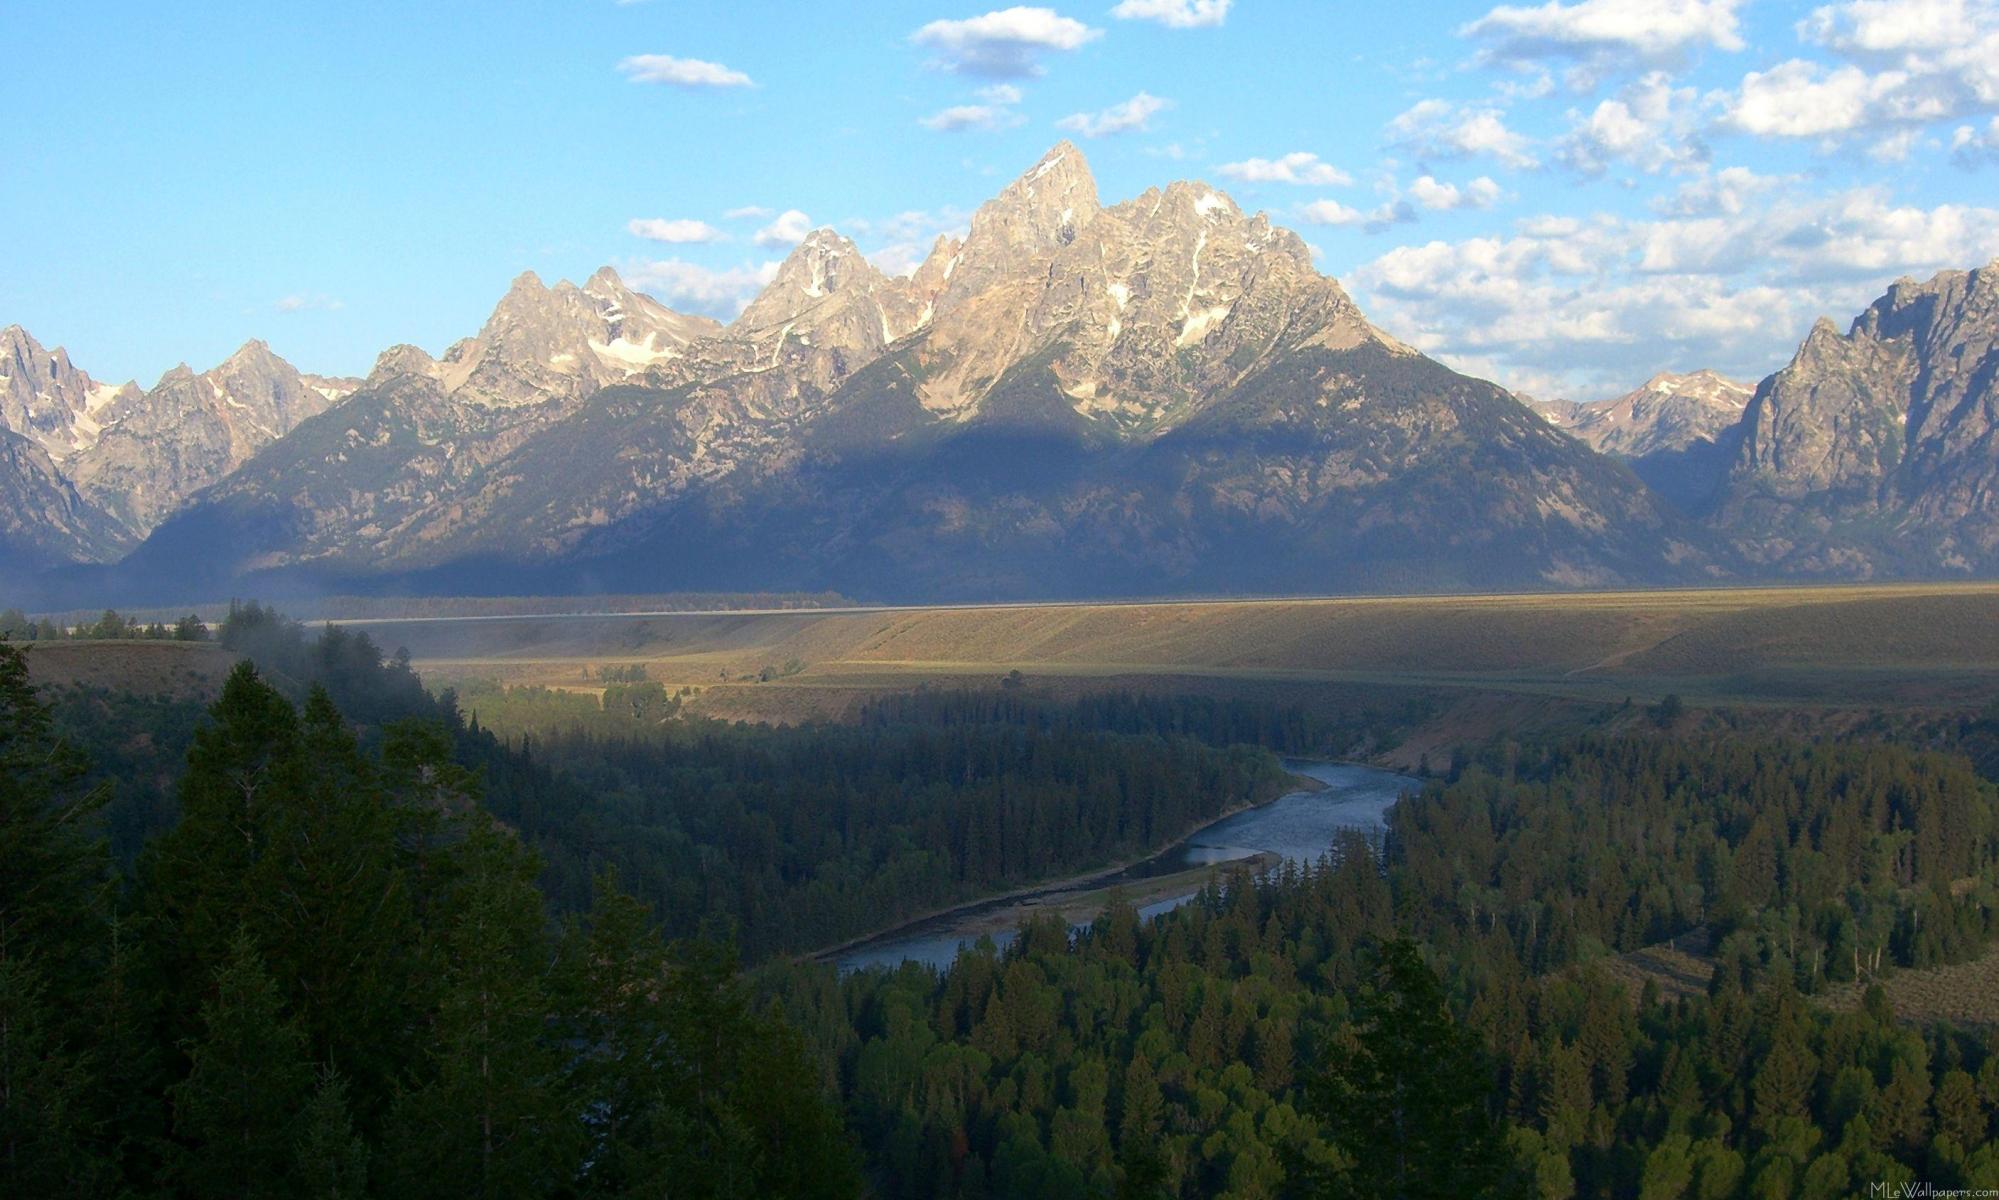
[6,0,1999,399]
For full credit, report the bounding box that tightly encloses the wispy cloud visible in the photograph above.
[1110,0,1231,29]
[1218,151,1352,186]
[616,54,754,88]
[912,7,1101,78]
[922,104,1027,131]
[1056,90,1170,136]
[626,218,728,243]
[274,294,342,313]
[1386,99,1540,169]
[1460,0,1747,67]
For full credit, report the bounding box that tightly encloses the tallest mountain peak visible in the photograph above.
[1002,140,1096,205]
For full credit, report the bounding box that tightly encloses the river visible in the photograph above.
[833,758,1417,973]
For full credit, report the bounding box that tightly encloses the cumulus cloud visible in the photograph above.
[1386,99,1540,168]
[1714,2,1999,144]
[616,54,754,87]
[1408,174,1503,210]
[1056,91,1171,136]
[752,210,815,247]
[1218,151,1353,186]
[1461,0,1747,65]
[1346,182,1999,395]
[1557,71,1707,174]
[912,7,1101,77]
[1110,0,1231,28]
[1719,59,1909,137]
[619,259,780,318]
[626,218,728,243]
[723,205,774,221]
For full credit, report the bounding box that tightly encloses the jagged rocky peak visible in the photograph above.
[0,323,128,461]
[63,336,337,537]
[369,343,442,382]
[729,229,934,362]
[942,141,1101,306]
[734,229,882,331]
[437,266,719,405]
[1558,369,1753,458]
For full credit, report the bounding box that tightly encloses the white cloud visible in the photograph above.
[979,83,1025,103]
[1056,91,1171,136]
[921,103,1026,131]
[616,54,754,88]
[1386,99,1540,168]
[1300,197,1417,233]
[1408,174,1503,210]
[1656,164,1789,216]
[1714,2,1999,145]
[619,259,780,318]
[845,209,973,277]
[911,7,1101,77]
[625,217,728,243]
[1110,0,1231,28]
[1720,60,1908,137]
[1299,199,1366,226]
[723,205,774,221]
[1346,183,1999,395]
[1799,0,1989,59]
[1952,115,1999,165]
[1558,71,1707,174]
[752,210,816,247]
[1461,0,1747,65]
[1218,151,1353,186]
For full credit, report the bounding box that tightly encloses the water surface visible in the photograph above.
[835,758,1415,973]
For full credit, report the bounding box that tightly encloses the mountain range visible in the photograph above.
[4,143,1998,605]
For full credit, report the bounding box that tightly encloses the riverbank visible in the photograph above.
[806,764,1320,967]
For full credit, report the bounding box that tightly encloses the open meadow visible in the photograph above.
[313,583,1999,751]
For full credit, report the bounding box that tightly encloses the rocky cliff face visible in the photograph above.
[1711,261,1999,574]
[67,340,350,534]
[116,143,1709,602]
[0,427,123,571]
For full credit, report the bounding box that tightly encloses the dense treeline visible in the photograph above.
[507,713,1285,958]
[789,734,1999,1197]
[0,639,857,1198]
[1,606,210,642]
[862,687,1439,761]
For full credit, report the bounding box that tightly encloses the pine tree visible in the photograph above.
[293,1068,368,1200]
[167,932,314,1200]
[1300,939,1523,1199]
[383,814,576,1198]
[0,640,112,1193]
